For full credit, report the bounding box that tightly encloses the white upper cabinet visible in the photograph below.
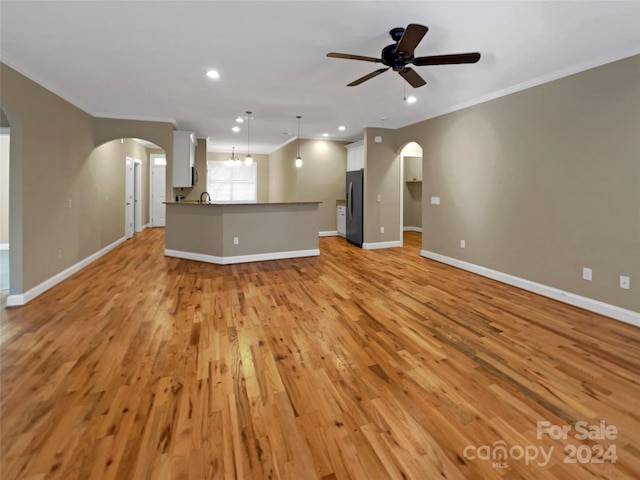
[173,131,197,187]
[345,140,364,172]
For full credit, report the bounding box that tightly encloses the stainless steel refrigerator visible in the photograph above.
[346,169,363,247]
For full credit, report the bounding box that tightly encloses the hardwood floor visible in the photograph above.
[1,229,639,479]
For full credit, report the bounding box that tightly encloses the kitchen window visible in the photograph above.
[206,161,257,203]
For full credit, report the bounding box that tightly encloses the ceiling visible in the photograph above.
[1,1,639,153]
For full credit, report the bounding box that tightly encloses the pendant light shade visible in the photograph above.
[245,111,253,165]
[226,147,237,166]
[295,115,303,168]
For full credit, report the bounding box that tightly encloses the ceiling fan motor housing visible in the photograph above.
[382,44,413,70]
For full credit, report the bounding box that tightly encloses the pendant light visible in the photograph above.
[295,115,303,168]
[245,111,253,165]
[226,147,237,166]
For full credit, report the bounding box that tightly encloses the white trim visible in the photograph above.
[362,241,402,250]
[420,250,640,328]
[165,248,320,265]
[393,50,640,130]
[403,226,422,232]
[6,236,127,307]
[319,231,339,237]
[0,243,9,250]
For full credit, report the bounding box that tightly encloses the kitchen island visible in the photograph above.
[164,202,321,264]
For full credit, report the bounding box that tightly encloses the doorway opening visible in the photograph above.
[0,125,10,298]
[399,141,423,247]
[150,154,166,227]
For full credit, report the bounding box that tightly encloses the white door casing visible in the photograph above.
[150,155,166,227]
[134,159,142,232]
[125,157,134,238]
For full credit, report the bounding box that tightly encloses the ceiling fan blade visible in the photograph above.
[412,52,481,66]
[398,67,426,88]
[347,68,390,87]
[396,24,428,57]
[327,52,382,63]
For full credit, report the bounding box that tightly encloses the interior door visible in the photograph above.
[125,157,134,238]
[151,156,166,227]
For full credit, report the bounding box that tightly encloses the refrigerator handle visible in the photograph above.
[348,182,353,219]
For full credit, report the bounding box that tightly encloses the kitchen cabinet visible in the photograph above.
[345,140,364,172]
[404,155,422,182]
[173,131,198,187]
[337,205,346,236]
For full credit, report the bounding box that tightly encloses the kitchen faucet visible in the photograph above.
[199,191,211,204]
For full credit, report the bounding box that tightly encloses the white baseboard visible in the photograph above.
[0,243,9,250]
[403,226,423,232]
[319,231,339,237]
[363,241,402,250]
[421,249,640,328]
[6,236,127,307]
[165,248,320,265]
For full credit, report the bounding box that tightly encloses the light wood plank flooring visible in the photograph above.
[1,229,639,479]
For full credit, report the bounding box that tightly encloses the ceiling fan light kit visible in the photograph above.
[327,23,481,88]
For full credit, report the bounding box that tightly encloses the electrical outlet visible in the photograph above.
[460,240,465,249]
[58,249,63,259]
[380,227,384,234]
[68,198,72,209]
[620,275,630,289]
[377,195,381,202]
[233,236,239,245]
[582,268,592,281]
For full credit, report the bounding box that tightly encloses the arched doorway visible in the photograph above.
[0,113,10,301]
[399,142,423,247]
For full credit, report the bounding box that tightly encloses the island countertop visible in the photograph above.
[164,201,321,265]
[164,201,322,205]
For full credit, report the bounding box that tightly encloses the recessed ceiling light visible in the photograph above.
[236,117,244,123]
[323,133,329,137]
[232,126,240,132]
[206,69,220,79]
[338,126,346,131]
[406,96,417,104]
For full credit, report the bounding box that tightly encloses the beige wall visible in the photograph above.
[363,127,399,244]
[1,131,9,245]
[403,181,422,229]
[268,139,298,203]
[1,63,171,295]
[268,138,347,232]
[396,55,640,312]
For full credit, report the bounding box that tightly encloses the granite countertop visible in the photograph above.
[165,201,322,206]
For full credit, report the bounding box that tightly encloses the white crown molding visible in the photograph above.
[421,249,640,328]
[397,49,640,130]
[94,112,178,127]
[2,56,96,115]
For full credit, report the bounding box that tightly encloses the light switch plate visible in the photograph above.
[430,196,440,205]
[620,275,630,289]
[582,268,592,281]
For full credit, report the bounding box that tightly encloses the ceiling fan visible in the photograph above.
[327,24,481,88]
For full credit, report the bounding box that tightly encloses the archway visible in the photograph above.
[399,141,424,247]
[1,111,10,299]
